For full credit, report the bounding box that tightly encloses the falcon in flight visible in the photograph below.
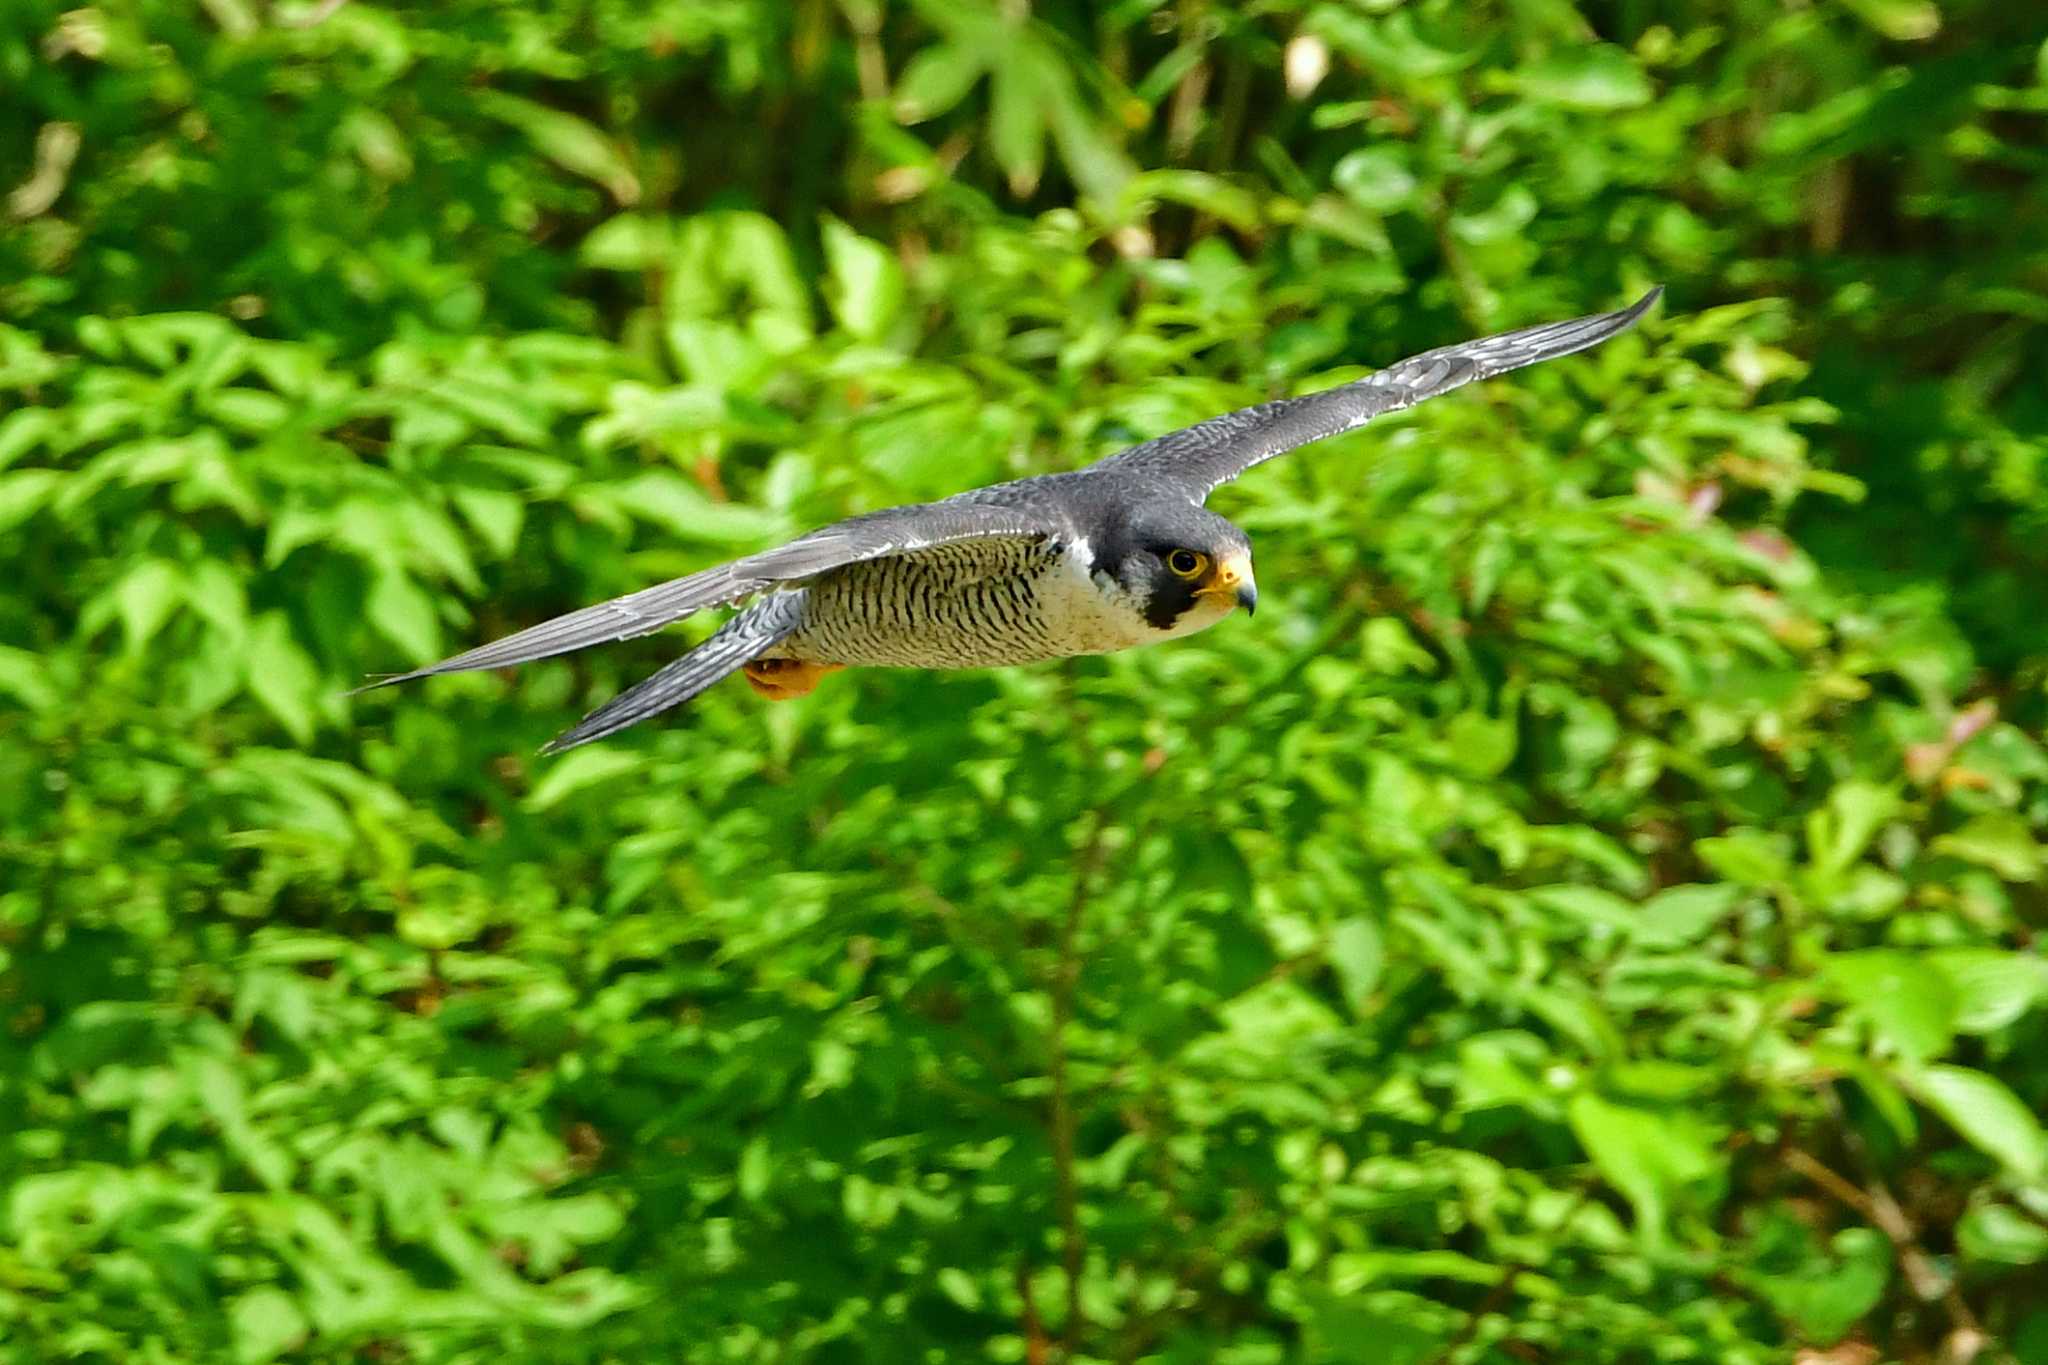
[364,289,1660,752]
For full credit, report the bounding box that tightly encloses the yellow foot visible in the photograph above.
[743,657,843,701]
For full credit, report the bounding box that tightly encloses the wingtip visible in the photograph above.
[346,672,418,697]
[536,729,597,758]
[1626,285,1665,318]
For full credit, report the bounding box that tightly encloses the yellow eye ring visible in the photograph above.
[1167,549,1207,579]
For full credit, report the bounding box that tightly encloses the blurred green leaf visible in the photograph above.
[1913,1066,2048,1179]
[527,747,642,811]
[1958,1202,2048,1266]
[1635,884,1741,948]
[1826,951,1959,1063]
[1932,812,2043,882]
[475,90,640,205]
[368,572,442,665]
[247,612,320,743]
[1333,148,1419,214]
[1512,45,1654,111]
[1327,916,1384,1011]
[231,1287,308,1365]
[822,219,906,342]
[1932,949,2048,1034]
[6,3,2048,1360]
[1568,1092,1723,1243]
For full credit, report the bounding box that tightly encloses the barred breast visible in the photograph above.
[777,537,1155,669]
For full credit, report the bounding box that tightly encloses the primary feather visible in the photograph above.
[538,594,804,753]
[1098,287,1662,496]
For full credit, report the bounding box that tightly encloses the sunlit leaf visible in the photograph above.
[247,612,321,743]
[476,90,641,205]
[527,747,643,810]
[1825,951,1958,1064]
[822,218,906,342]
[1514,45,1655,111]
[1912,1065,2048,1178]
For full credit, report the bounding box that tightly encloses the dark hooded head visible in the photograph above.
[1090,500,1257,632]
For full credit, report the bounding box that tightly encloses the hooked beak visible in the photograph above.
[1200,552,1257,616]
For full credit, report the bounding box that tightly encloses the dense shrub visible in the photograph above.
[3,2,2047,1361]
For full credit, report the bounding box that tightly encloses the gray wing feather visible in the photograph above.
[538,594,803,754]
[360,500,1054,688]
[1096,287,1661,498]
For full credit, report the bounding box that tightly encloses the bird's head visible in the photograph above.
[1095,502,1257,635]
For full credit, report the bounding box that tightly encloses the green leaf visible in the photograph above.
[1749,1226,1890,1343]
[1635,884,1741,948]
[110,559,183,654]
[528,747,643,810]
[453,487,526,559]
[1932,949,2048,1033]
[611,472,787,546]
[1327,916,1384,1011]
[1931,811,2043,882]
[247,612,321,744]
[1841,0,1941,40]
[230,1287,308,1365]
[1333,148,1418,213]
[1117,170,1264,232]
[1913,1065,2048,1178]
[1450,185,1538,246]
[1528,884,1638,936]
[737,1136,772,1202]
[1958,1202,2048,1265]
[0,645,59,711]
[1567,1092,1723,1244]
[893,42,985,122]
[989,50,1049,196]
[0,407,58,470]
[1514,45,1654,111]
[580,213,675,270]
[822,218,905,342]
[476,91,640,205]
[368,572,442,665]
[935,1266,981,1311]
[1806,780,1900,877]
[1456,1031,1557,1115]
[1299,1287,1454,1365]
[1825,951,1958,1063]
[0,468,62,535]
[1695,830,1793,885]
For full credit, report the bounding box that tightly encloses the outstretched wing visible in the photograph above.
[1095,288,1661,499]
[359,499,1055,689]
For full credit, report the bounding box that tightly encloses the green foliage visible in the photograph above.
[5,1,2048,1362]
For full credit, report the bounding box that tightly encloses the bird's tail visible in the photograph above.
[541,593,803,754]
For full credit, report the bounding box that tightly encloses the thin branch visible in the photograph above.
[1780,1146,1889,1231]
[844,1,890,104]
[1789,1094,2014,1363]
[1424,186,1489,329]
[1019,1259,1049,1365]
[1783,1142,1997,1355]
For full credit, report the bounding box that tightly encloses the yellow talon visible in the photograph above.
[743,657,842,700]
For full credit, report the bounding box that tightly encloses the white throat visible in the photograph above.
[1047,536,1236,654]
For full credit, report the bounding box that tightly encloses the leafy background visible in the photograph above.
[4,1,2048,1361]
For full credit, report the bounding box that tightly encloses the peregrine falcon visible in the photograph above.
[364,289,1659,752]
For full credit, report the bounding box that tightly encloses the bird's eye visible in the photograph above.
[1167,549,1206,578]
